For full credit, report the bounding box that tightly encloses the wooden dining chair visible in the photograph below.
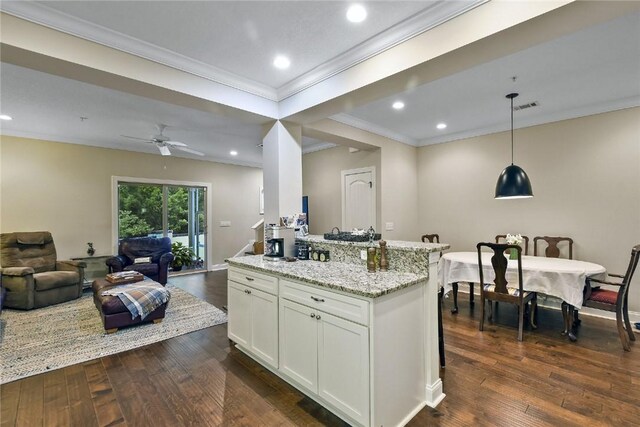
[421,234,440,244]
[581,244,639,351]
[534,236,574,259]
[420,233,446,366]
[477,242,537,341]
[449,235,530,314]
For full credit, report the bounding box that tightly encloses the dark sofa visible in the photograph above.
[106,237,173,285]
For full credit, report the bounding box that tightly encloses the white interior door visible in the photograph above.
[342,167,375,231]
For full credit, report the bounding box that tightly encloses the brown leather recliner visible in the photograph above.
[0,231,86,310]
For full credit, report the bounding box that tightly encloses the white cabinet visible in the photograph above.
[318,309,369,426]
[228,264,434,427]
[228,279,278,369]
[279,298,369,426]
[279,298,318,394]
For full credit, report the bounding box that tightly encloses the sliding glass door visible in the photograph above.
[117,182,207,273]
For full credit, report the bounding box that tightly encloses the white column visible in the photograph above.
[262,121,302,256]
[424,251,445,407]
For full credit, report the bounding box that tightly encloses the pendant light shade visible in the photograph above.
[495,93,533,199]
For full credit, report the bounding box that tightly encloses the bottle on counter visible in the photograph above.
[379,240,388,272]
[367,247,377,273]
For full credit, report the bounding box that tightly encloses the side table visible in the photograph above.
[72,255,112,290]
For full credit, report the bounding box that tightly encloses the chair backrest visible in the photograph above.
[421,234,440,243]
[118,237,172,264]
[495,234,530,255]
[477,242,524,296]
[0,231,57,272]
[534,236,573,259]
[620,244,640,298]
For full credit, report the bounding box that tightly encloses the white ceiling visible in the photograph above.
[342,11,640,146]
[0,2,639,166]
[0,62,268,166]
[1,0,480,100]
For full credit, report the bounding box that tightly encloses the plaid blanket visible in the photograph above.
[101,282,170,320]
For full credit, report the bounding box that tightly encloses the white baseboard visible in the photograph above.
[210,263,228,271]
[449,288,640,323]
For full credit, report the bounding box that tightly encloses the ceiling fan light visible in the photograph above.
[495,164,533,199]
[158,145,171,156]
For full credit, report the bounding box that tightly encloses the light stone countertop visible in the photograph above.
[299,235,450,252]
[226,255,428,298]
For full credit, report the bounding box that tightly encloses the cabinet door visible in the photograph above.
[228,281,251,347]
[279,299,318,394]
[318,311,370,426]
[249,287,278,369]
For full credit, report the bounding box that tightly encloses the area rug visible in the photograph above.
[0,284,227,384]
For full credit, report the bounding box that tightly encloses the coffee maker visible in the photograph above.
[264,237,284,260]
[264,224,294,261]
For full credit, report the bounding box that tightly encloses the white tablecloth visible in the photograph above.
[438,252,606,308]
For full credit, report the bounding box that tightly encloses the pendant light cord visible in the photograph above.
[506,92,518,165]
[510,95,514,165]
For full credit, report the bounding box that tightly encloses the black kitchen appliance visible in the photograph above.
[264,238,284,259]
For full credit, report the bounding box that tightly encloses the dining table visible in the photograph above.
[438,251,607,340]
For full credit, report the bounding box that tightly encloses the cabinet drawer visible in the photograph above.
[280,279,369,326]
[229,267,278,295]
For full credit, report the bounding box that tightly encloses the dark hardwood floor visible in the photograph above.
[1,271,638,426]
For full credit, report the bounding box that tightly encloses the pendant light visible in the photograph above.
[495,93,533,199]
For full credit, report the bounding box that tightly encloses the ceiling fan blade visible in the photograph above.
[173,146,205,156]
[157,144,171,156]
[166,140,187,147]
[121,135,152,142]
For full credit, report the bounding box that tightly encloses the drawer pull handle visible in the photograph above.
[245,277,255,281]
[311,296,325,302]
[310,313,316,318]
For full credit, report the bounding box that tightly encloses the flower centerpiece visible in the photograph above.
[505,233,523,260]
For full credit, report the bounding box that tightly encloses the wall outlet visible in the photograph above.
[220,220,231,227]
[360,250,367,260]
[385,222,394,231]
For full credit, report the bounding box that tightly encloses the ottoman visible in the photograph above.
[92,278,168,333]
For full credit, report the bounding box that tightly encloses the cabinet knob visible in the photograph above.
[316,315,321,320]
[310,313,316,318]
[247,289,252,294]
[311,296,325,302]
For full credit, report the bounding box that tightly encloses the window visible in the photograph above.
[116,180,208,273]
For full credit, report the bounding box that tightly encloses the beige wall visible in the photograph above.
[303,119,420,241]
[0,136,263,266]
[302,146,381,235]
[417,107,640,310]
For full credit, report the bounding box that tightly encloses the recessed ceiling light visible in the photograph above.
[392,101,405,110]
[346,4,367,23]
[436,123,447,130]
[273,55,291,69]
[0,114,13,121]
[230,150,238,156]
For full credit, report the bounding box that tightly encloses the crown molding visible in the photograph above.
[1,1,486,105]
[418,96,640,146]
[276,0,488,100]
[331,113,419,147]
[0,2,279,101]
[302,141,337,154]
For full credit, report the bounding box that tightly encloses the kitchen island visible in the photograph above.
[226,238,448,427]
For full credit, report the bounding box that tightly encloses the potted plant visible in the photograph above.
[171,242,196,271]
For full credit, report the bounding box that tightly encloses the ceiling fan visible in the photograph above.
[121,124,205,156]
